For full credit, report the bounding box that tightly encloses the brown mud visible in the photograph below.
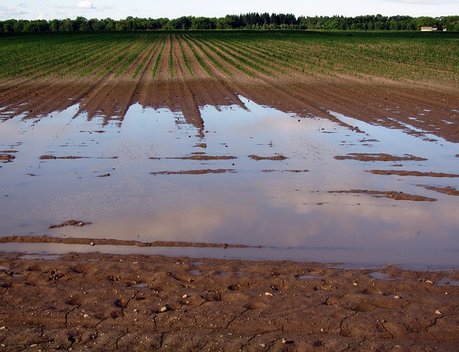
[418,185,459,197]
[0,236,255,249]
[0,252,458,351]
[249,155,288,161]
[334,153,427,162]
[329,190,437,202]
[48,221,92,230]
[151,169,236,176]
[1,35,459,142]
[367,170,459,178]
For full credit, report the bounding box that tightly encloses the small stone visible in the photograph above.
[78,222,83,226]
[30,344,38,347]
[89,242,95,246]
[0,326,6,330]
[83,314,90,318]
[394,295,400,299]
[352,282,358,286]
[159,305,169,313]
[182,294,188,299]
[260,344,266,348]
[425,280,433,284]
[435,310,442,315]
[282,338,294,344]
[264,292,273,297]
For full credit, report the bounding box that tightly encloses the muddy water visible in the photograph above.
[0,97,458,268]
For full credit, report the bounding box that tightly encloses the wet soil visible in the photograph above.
[1,35,459,143]
[418,186,459,197]
[0,236,255,249]
[334,153,427,162]
[0,252,458,351]
[367,170,459,178]
[151,169,236,176]
[329,190,437,202]
[248,155,288,161]
[48,221,92,230]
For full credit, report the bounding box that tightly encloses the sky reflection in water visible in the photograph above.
[0,97,458,267]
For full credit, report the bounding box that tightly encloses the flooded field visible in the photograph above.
[1,97,458,268]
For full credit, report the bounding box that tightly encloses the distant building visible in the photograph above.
[421,26,438,32]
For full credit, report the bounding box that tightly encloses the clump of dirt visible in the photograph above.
[418,185,459,196]
[40,155,88,160]
[367,170,459,178]
[48,220,92,229]
[335,153,427,162]
[249,154,288,161]
[0,235,257,249]
[0,252,457,351]
[330,189,436,202]
[262,169,309,173]
[0,154,15,162]
[167,155,237,161]
[151,169,236,175]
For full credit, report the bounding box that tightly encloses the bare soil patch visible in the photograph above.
[48,220,92,229]
[151,169,236,176]
[367,170,459,178]
[166,155,237,161]
[330,190,436,202]
[418,185,459,196]
[0,252,458,351]
[0,154,15,162]
[335,153,427,162]
[249,154,288,161]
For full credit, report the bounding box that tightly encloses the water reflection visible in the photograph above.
[0,97,458,267]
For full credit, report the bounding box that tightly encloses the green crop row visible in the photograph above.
[0,31,457,86]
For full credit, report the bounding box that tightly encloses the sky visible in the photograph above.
[1,0,458,21]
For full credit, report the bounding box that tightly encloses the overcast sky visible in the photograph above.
[1,0,458,21]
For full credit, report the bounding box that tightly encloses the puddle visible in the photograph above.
[19,254,62,261]
[296,273,322,281]
[190,270,202,276]
[133,283,148,289]
[369,272,395,281]
[0,98,458,267]
[437,278,459,287]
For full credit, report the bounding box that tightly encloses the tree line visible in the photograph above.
[1,14,458,33]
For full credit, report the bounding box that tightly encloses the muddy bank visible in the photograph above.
[0,252,458,351]
[1,78,459,144]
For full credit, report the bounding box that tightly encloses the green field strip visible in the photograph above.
[94,41,146,78]
[184,34,232,77]
[213,38,285,77]
[194,37,257,77]
[181,35,213,77]
[177,35,193,76]
[48,40,125,78]
[114,40,151,77]
[72,41,133,78]
[0,35,108,74]
[0,39,108,78]
[152,37,166,79]
[133,40,162,79]
[211,38,278,76]
[187,34,248,77]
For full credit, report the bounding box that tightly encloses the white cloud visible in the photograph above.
[77,1,95,10]
[384,0,457,4]
[0,4,28,19]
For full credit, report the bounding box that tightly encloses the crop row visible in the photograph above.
[0,31,457,86]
